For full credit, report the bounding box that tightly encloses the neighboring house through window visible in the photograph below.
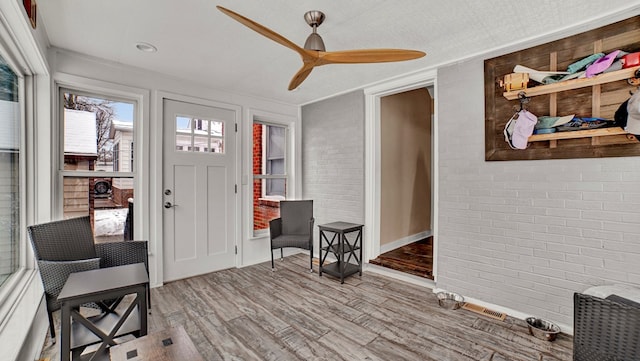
[253,121,288,232]
[60,91,136,241]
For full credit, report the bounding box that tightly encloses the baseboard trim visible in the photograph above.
[379,230,432,254]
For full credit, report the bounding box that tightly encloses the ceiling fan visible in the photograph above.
[217,6,426,91]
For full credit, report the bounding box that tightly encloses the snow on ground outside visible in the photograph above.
[94,208,128,236]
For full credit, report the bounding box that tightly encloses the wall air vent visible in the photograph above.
[462,303,507,321]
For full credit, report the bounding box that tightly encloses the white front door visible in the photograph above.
[163,99,236,281]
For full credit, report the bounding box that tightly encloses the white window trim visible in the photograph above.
[52,73,151,275]
[50,73,152,292]
[245,109,299,241]
[0,1,50,359]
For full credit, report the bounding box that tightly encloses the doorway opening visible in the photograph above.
[365,78,436,281]
[370,87,434,279]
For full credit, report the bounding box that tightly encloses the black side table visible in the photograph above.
[318,222,364,284]
[57,262,149,361]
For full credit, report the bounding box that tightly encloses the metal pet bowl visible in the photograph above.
[526,317,560,341]
[436,292,464,310]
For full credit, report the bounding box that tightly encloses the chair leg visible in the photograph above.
[147,284,152,313]
[309,250,313,272]
[280,248,284,261]
[47,310,56,344]
[271,249,275,271]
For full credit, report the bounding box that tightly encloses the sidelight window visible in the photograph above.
[0,53,20,288]
[252,122,288,232]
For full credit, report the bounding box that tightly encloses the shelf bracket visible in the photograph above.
[518,91,530,111]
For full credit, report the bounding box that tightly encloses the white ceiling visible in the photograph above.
[38,0,640,105]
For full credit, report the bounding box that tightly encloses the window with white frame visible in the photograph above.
[252,121,288,232]
[0,52,21,288]
[60,90,136,241]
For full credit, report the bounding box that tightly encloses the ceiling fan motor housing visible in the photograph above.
[304,10,326,51]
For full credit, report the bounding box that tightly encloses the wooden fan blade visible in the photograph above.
[217,6,306,56]
[288,63,316,90]
[318,49,426,65]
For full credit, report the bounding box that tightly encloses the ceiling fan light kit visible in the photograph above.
[216,6,426,90]
[304,33,325,52]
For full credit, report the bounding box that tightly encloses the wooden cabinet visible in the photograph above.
[485,15,640,161]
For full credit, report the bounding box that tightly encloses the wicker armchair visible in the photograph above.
[269,200,314,271]
[573,292,640,361]
[27,216,149,343]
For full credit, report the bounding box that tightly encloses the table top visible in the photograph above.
[58,263,148,302]
[318,222,364,233]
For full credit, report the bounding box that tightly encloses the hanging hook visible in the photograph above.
[517,91,530,111]
[627,68,640,88]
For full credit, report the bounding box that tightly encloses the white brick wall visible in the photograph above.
[437,59,640,329]
[301,90,365,245]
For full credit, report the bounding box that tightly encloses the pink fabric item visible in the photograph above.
[586,50,621,77]
[511,110,537,149]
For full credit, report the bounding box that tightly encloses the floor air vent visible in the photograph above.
[462,303,507,321]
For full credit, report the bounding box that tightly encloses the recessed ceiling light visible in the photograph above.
[135,42,157,53]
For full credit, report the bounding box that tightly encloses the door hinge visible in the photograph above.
[235,246,238,255]
[235,184,237,194]
[235,123,238,132]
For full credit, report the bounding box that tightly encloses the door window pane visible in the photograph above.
[175,116,225,154]
[0,55,19,287]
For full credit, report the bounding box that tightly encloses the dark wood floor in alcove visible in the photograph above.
[369,237,433,279]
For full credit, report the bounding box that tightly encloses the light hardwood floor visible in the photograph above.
[40,254,573,360]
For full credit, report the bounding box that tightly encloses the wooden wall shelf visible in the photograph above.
[529,127,628,141]
[485,15,640,161]
[528,127,639,148]
[503,66,640,100]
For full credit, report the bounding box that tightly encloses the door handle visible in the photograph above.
[164,202,178,209]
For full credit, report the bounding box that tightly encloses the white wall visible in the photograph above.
[436,55,640,332]
[301,90,366,252]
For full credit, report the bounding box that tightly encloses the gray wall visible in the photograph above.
[436,58,640,329]
[301,90,365,246]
